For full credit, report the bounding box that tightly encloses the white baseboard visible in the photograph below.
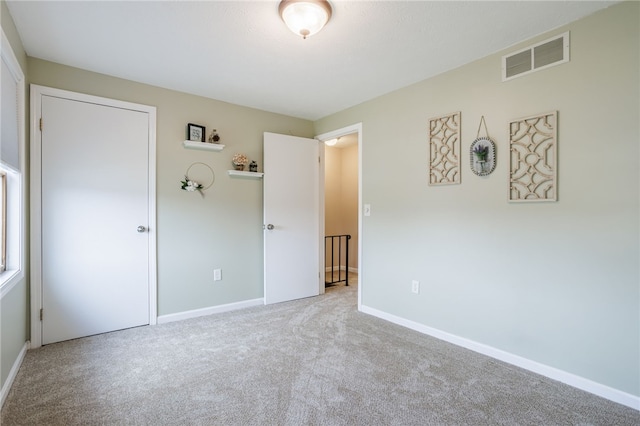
[1,341,29,408]
[157,298,264,324]
[360,305,639,411]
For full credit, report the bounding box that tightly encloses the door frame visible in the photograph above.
[29,85,157,348]
[316,123,362,309]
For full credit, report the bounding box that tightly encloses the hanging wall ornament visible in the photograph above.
[509,111,557,202]
[469,116,496,176]
[429,111,461,185]
[180,162,215,198]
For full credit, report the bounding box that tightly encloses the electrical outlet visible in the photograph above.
[214,269,222,281]
[411,280,420,294]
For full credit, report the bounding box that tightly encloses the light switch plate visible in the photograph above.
[364,204,371,216]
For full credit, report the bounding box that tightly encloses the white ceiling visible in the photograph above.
[7,1,616,121]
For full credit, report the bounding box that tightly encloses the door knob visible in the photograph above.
[137,225,147,233]
[266,224,275,230]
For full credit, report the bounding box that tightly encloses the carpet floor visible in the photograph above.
[2,284,638,425]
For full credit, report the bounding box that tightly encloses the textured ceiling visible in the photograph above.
[7,1,616,120]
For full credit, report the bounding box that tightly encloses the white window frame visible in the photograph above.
[0,29,26,298]
[1,171,6,273]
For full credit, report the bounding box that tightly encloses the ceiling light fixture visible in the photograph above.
[279,0,332,39]
[325,138,338,146]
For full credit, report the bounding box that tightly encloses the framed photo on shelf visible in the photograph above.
[187,123,206,142]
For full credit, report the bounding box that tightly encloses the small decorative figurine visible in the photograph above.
[249,160,258,172]
[208,129,220,144]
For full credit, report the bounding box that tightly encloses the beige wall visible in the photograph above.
[340,144,358,270]
[27,58,314,316]
[315,1,639,397]
[324,145,358,270]
[324,147,342,236]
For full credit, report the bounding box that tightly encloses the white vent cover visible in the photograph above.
[502,32,569,81]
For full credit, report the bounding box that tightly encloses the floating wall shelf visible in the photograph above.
[183,140,225,152]
[227,170,264,179]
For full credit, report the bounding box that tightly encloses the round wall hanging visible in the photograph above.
[470,116,496,176]
[470,137,496,176]
[180,162,215,197]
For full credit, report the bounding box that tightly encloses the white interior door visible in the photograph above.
[40,94,151,344]
[264,132,322,304]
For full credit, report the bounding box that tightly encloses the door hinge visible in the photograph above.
[40,308,43,321]
[39,118,43,131]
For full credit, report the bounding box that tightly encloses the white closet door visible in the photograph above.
[41,95,150,344]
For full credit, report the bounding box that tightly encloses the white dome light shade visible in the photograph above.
[324,138,338,146]
[279,0,332,39]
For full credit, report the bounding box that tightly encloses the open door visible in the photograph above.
[263,132,322,304]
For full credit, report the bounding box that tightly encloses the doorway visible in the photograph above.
[30,85,157,348]
[317,124,362,308]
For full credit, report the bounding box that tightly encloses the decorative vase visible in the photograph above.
[234,164,245,171]
[208,129,220,144]
[249,161,258,172]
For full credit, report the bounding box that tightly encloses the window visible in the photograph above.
[0,29,25,295]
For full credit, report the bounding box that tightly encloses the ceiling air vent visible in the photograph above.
[502,32,569,81]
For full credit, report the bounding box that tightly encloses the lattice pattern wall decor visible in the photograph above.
[509,111,557,202]
[429,112,461,185]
